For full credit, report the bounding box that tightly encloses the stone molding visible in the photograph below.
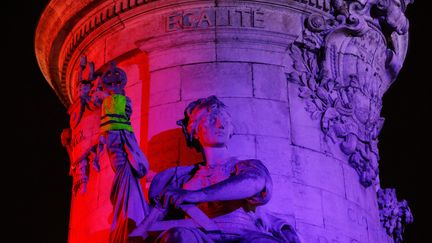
[36,0,338,106]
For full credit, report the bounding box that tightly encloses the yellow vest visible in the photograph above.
[100,94,133,132]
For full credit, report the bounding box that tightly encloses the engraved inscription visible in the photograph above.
[166,8,265,31]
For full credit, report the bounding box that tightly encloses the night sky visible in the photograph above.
[7,1,428,242]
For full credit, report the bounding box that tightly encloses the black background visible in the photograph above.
[6,1,428,242]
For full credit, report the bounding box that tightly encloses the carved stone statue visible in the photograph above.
[94,63,150,243]
[132,96,301,242]
[377,188,413,243]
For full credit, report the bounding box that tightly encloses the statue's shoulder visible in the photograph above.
[148,165,198,202]
[233,158,268,172]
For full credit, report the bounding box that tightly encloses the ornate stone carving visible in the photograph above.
[377,188,413,243]
[61,56,100,195]
[287,0,412,187]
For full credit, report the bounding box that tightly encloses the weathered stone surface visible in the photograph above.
[265,174,296,216]
[296,221,361,243]
[253,64,287,101]
[149,67,181,107]
[322,191,369,241]
[287,81,323,152]
[147,101,187,139]
[291,182,324,227]
[227,134,256,160]
[291,146,345,196]
[343,163,380,218]
[222,98,290,138]
[256,136,293,177]
[181,62,253,100]
[140,31,217,71]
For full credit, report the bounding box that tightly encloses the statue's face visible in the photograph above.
[194,108,233,148]
[103,72,126,94]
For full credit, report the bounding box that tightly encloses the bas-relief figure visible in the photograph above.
[61,57,99,195]
[131,96,301,243]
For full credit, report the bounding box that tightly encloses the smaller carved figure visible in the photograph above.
[377,188,413,243]
[374,0,413,35]
[94,62,150,243]
[61,128,95,195]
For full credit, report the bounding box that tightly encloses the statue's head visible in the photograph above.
[177,96,234,151]
[375,0,413,35]
[101,62,127,94]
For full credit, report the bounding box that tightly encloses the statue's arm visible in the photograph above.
[200,160,271,203]
[162,160,272,207]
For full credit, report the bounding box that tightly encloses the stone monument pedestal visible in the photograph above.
[36,0,413,242]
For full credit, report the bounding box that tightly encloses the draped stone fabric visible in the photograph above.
[101,130,150,243]
[149,159,300,242]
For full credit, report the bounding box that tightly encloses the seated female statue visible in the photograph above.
[148,96,301,243]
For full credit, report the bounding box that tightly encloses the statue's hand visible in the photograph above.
[160,188,202,209]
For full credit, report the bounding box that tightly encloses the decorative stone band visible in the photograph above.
[38,0,336,105]
[63,0,332,66]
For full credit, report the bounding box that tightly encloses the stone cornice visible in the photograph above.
[36,0,336,106]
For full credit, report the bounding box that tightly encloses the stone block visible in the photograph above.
[296,222,356,243]
[253,64,287,101]
[343,163,380,222]
[322,191,369,241]
[181,62,253,100]
[291,147,345,196]
[104,25,138,64]
[287,81,324,152]
[368,226,394,243]
[147,101,187,139]
[291,182,325,227]
[215,27,293,65]
[265,174,296,216]
[139,31,217,71]
[122,63,142,87]
[256,136,293,177]
[226,134,256,160]
[221,97,290,138]
[149,67,181,107]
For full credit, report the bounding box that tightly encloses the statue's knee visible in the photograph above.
[157,227,198,243]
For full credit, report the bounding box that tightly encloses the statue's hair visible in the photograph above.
[101,62,127,85]
[177,96,231,151]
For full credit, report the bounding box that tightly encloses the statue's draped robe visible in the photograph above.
[149,159,301,242]
[98,94,149,243]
